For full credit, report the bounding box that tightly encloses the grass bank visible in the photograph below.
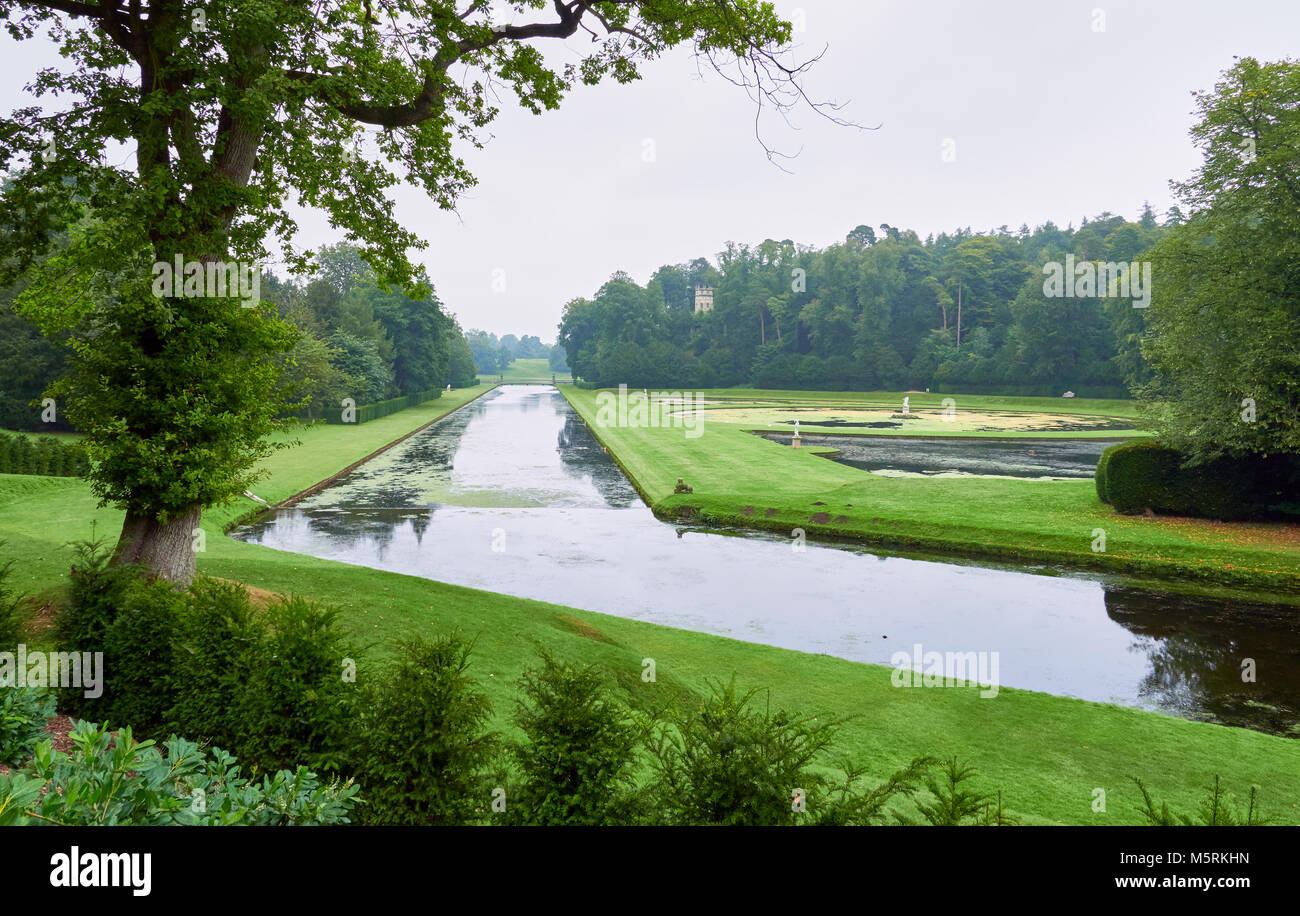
[560,386,1300,595]
[1,385,1298,825]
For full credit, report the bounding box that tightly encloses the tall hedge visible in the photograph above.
[1098,439,1299,520]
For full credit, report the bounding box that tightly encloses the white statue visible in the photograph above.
[793,420,800,437]
[902,396,910,415]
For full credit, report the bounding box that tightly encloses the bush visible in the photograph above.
[167,578,262,744]
[348,635,499,825]
[98,581,182,737]
[1094,443,1117,503]
[504,651,644,825]
[54,542,181,732]
[0,683,56,766]
[0,721,359,826]
[1131,775,1269,826]
[234,596,355,774]
[1101,439,1298,520]
[0,552,25,653]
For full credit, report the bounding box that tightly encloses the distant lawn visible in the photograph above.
[0,427,85,442]
[560,385,1300,595]
[483,358,570,383]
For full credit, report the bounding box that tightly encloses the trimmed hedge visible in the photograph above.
[301,387,444,425]
[1097,439,1300,521]
[0,434,88,477]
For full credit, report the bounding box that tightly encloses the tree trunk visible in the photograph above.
[112,505,202,585]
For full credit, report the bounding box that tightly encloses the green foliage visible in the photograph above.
[0,683,56,767]
[1140,57,1300,464]
[504,651,645,825]
[1102,439,1297,520]
[897,755,1014,825]
[234,597,355,775]
[348,635,499,825]
[1095,442,1117,502]
[648,677,840,826]
[0,549,24,652]
[1131,775,1269,826]
[55,541,140,720]
[0,721,358,826]
[167,578,261,744]
[0,434,85,477]
[561,217,1160,394]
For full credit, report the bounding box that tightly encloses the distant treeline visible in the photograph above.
[559,210,1168,396]
[465,329,568,374]
[0,242,480,429]
[0,434,87,477]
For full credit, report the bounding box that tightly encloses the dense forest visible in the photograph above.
[559,209,1169,396]
[464,330,568,374]
[0,242,479,429]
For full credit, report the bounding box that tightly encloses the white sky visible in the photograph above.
[4,1,1298,341]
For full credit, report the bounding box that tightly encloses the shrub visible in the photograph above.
[0,721,359,826]
[167,578,262,745]
[54,542,141,720]
[504,651,644,825]
[897,755,1015,825]
[348,635,499,825]
[649,678,840,826]
[98,580,182,737]
[0,551,25,653]
[0,684,56,766]
[1094,442,1118,502]
[1102,439,1297,520]
[235,596,355,774]
[1131,775,1269,826]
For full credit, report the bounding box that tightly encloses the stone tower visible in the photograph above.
[693,284,714,313]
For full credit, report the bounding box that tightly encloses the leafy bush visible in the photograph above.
[348,635,499,825]
[168,578,262,744]
[504,651,645,825]
[234,596,355,774]
[0,721,359,826]
[1131,775,1269,826]
[0,683,56,766]
[1101,439,1298,520]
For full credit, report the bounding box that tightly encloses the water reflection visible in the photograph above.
[232,385,1300,735]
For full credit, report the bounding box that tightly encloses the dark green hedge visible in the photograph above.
[303,388,444,425]
[1098,439,1299,521]
[0,434,89,477]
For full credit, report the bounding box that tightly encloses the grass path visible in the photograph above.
[560,386,1300,595]
[1,383,1298,824]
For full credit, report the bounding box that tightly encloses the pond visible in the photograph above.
[231,385,1300,736]
[759,432,1124,479]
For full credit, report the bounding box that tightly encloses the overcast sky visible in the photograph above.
[4,1,1298,341]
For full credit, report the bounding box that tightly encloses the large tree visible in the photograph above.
[0,0,811,583]
[1140,57,1300,464]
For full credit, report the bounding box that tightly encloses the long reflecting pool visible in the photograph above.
[232,386,1300,735]
[760,432,1123,479]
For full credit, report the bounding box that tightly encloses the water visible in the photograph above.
[761,432,1122,479]
[232,386,1300,735]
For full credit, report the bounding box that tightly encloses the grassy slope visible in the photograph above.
[0,386,1297,824]
[487,358,571,384]
[561,386,1300,594]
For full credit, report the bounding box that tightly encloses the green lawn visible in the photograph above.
[484,358,570,384]
[560,386,1300,595]
[2,383,1298,825]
